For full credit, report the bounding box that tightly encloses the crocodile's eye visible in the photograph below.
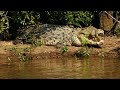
[97,29,104,36]
[98,33,104,36]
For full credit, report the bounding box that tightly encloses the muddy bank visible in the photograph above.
[29,46,120,59]
[0,36,120,61]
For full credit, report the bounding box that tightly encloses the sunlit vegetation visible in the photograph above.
[74,47,89,58]
[8,46,32,61]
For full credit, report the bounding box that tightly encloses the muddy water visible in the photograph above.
[0,57,120,79]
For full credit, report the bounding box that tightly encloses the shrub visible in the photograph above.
[8,11,41,39]
[40,11,94,27]
[65,11,94,27]
[0,11,10,40]
[74,47,89,58]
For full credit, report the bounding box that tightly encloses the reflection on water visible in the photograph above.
[0,57,120,79]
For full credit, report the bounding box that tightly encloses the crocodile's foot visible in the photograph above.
[97,40,104,45]
[86,40,104,48]
[55,42,65,49]
[96,40,104,47]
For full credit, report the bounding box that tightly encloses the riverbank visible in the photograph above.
[0,36,120,61]
[28,36,120,59]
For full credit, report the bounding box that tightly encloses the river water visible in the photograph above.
[0,57,120,79]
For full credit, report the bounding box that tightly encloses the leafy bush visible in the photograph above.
[0,11,9,33]
[8,11,41,39]
[65,11,94,27]
[9,11,40,26]
[0,11,10,40]
[40,11,94,27]
[9,47,32,61]
[114,28,120,37]
[40,11,66,25]
[74,47,89,58]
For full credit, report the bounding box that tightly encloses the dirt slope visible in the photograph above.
[0,36,119,59]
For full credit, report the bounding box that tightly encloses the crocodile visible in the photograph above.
[14,24,104,48]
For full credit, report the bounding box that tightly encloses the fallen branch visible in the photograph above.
[104,11,120,24]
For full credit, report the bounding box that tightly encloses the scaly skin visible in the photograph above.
[72,26,104,47]
[15,24,104,47]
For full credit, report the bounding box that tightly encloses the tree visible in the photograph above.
[99,11,114,35]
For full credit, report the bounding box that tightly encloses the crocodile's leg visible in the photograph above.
[71,35,82,46]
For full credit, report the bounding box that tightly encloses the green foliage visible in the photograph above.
[0,11,9,40]
[40,11,94,27]
[61,46,68,54]
[9,47,32,61]
[8,11,41,39]
[81,39,90,46]
[23,34,36,44]
[114,28,120,37]
[74,47,89,58]
[9,11,40,26]
[0,11,9,33]
[40,11,66,25]
[31,39,42,47]
[17,26,42,47]
[65,11,94,27]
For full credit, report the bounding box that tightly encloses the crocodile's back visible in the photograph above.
[39,24,75,46]
[16,24,80,46]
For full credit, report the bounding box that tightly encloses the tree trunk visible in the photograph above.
[99,11,113,32]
